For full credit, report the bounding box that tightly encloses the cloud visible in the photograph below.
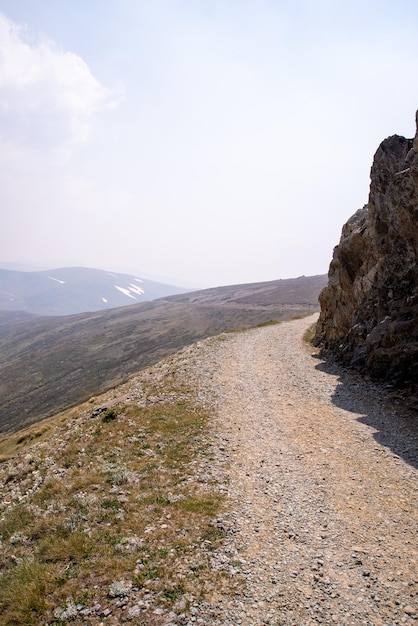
[0,13,110,150]
[0,12,121,269]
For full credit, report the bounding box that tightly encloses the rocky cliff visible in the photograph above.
[315,114,418,404]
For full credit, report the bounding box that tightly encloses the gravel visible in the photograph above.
[181,315,418,625]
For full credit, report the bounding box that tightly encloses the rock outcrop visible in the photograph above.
[315,114,418,403]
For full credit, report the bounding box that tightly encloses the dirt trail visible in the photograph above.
[194,315,417,625]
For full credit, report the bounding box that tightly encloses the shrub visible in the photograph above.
[102,408,117,423]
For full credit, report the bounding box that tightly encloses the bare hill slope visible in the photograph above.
[0,274,326,432]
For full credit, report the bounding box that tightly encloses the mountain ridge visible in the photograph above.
[0,266,191,315]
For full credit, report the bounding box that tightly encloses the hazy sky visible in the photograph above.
[0,1,417,287]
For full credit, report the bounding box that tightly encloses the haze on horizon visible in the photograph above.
[1,0,417,288]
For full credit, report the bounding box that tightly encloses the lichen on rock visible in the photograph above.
[315,112,418,404]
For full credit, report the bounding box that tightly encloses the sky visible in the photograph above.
[0,1,417,288]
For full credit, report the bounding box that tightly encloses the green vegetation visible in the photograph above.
[101,407,118,422]
[256,319,281,327]
[0,378,231,625]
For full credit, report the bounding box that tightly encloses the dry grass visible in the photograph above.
[0,559,59,625]
[0,372,232,625]
[303,322,318,345]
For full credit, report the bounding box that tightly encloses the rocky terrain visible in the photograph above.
[315,113,418,404]
[0,316,416,624]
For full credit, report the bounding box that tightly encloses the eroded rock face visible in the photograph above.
[315,121,418,401]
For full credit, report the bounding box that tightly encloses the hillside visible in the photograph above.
[0,274,326,433]
[166,275,326,306]
[0,267,190,315]
[0,316,416,625]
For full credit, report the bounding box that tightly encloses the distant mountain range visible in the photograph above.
[0,267,191,315]
[0,274,327,433]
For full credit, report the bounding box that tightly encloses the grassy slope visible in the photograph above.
[0,352,235,625]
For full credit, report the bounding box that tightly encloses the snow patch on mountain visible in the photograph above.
[128,283,145,295]
[48,276,65,284]
[115,286,136,299]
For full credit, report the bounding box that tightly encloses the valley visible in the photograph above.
[0,274,326,433]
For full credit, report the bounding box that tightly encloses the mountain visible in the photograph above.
[315,112,418,405]
[0,266,191,315]
[165,274,326,306]
[0,274,326,433]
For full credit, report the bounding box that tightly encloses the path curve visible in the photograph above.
[195,315,417,625]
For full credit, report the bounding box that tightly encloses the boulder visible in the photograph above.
[315,113,418,404]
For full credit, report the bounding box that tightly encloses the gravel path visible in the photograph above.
[190,315,417,625]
